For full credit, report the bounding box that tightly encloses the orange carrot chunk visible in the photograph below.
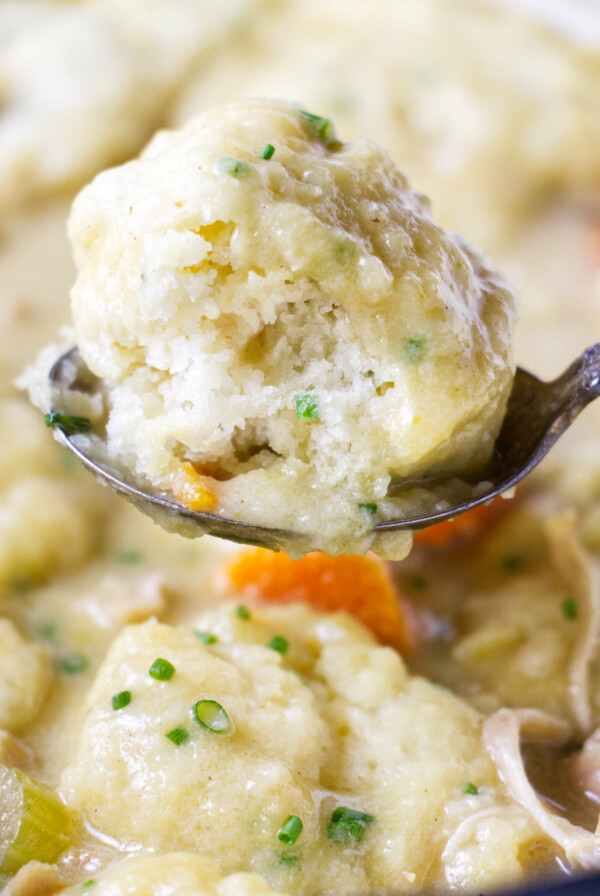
[171,462,217,513]
[414,499,504,547]
[224,549,413,653]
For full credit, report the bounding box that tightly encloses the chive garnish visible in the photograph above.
[268,635,289,656]
[195,630,218,645]
[44,412,92,434]
[278,854,299,867]
[111,691,131,711]
[166,726,189,746]
[326,807,375,843]
[277,814,303,845]
[192,699,230,733]
[218,156,248,178]
[502,554,525,573]
[464,782,479,796]
[114,550,143,565]
[60,654,88,674]
[358,502,378,515]
[294,394,319,421]
[299,110,335,143]
[260,143,275,160]
[82,881,96,889]
[149,658,175,681]
[562,597,579,620]
[404,336,426,364]
[235,604,251,620]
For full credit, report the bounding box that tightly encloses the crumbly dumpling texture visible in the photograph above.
[69,99,516,555]
[60,605,551,894]
[61,853,290,896]
[0,619,52,731]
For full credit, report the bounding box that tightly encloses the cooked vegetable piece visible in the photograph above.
[414,499,504,547]
[43,412,92,434]
[277,815,303,845]
[260,143,275,160]
[223,550,412,652]
[267,635,289,656]
[149,658,175,681]
[326,807,375,843]
[192,699,230,733]
[0,767,72,874]
[171,463,217,513]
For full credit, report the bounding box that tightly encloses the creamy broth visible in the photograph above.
[0,1,599,894]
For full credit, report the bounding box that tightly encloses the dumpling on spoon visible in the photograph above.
[59,99,518,556]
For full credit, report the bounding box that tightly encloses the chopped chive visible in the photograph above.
[326,807,375,844]
[299,110,335,143]
[37,621,57,641]
[235,604,251,620]
[562,597,579,621]
[44,412,92,434]
[195,630,218,645]
[82,882,96,889]
[502,554,525,573]
[260,143,275,160]
[149,658,175,681]
[464,782,479,796]
[60,653,88,675]
[192,699,230,733]
[140,271,147,283]
[358,502,378,515]
[166,726,189,746]
[278,854,299,867]
[268,635,290,656]
[277,814,303,845]
[404,336,426,364]
[114,550,143,565]
[218,156,248,178]
[11,576,32,595]
[294,393,319,421]
[111,690,131,711]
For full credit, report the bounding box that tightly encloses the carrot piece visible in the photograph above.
[414,499,504,547]
[171,462,217,512]
[223,549,413,653]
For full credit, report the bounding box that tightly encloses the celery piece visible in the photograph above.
[0,767,72,875]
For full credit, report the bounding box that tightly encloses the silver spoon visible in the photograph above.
[47,344,600,552]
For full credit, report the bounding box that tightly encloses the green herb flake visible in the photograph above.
[235,604,251,621]
[358,502,378,515]
[562,597,579,621]
[404,336,426,364]
[111,690,131,711]
[294,394,319,421]
[260,143,276,160]
[326,807,375,844]
[149,657,175,681]
[218,156,248,178]
[192,699,230,734]
[364,370,374,377]
[140,271,147,283]
[11,576,32,595]
[38,621,57,641]
[60,653,88,675]
[277,814,303,845]
[268,635,290,656]
[502,554,525,573]
[299,110,335,143]
[82,882,96,890]
[278,854,299,868]
[195,630,218,645]
[166,726,190,746]
[44,412,92,434]
[114,550,143,565]
[464,782,479,796]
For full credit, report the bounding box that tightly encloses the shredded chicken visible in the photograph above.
[3,862,60,896]
[573,728,600,804]
[484,707,600,870]
[0,730,33,770]
[546,512,600,736]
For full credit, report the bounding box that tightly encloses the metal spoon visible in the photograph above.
[48,343,600,552]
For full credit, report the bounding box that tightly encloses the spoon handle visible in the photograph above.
[557,342,600,405]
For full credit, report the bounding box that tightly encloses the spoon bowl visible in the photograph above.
[48,344,600,552]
